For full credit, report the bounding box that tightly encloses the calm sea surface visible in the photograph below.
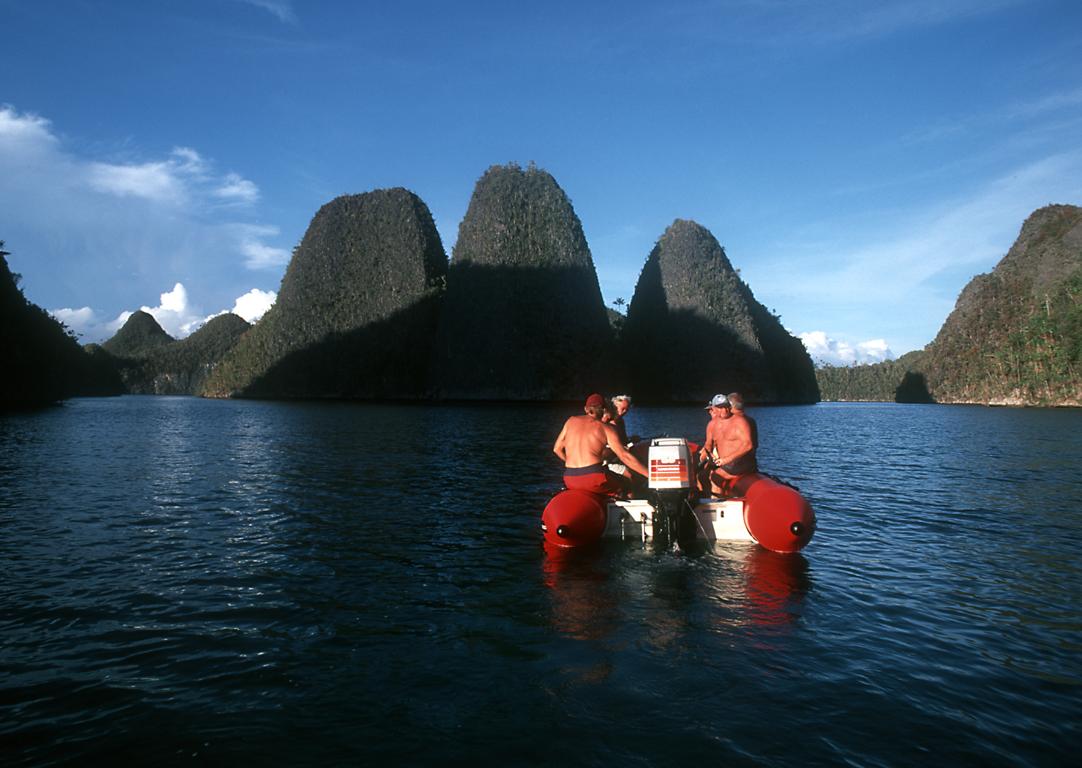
[2,397,1080,766]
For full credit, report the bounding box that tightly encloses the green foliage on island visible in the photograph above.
[621,220,818,404]
[815,351,930,402]
[203,188,447,398]
[101,309,175,358]
[18,167,1074,407]
[434,163,615,399]
[918,205,1082,406]
[1,241,123,409]
[100,312,251,394]
[816,205,1081,406]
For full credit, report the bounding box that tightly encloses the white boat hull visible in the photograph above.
[604,499,756,543]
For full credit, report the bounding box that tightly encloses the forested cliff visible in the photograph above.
[1,242,121,409]
[202,188,447,399]
[621,220,818,403]
[434,163,614,399]
[817,204,1081,406]
[195,164,811,403]
[21,168,1068,408]
[100,311,250,395]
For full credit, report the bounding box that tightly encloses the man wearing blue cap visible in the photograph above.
[698,392,758,496]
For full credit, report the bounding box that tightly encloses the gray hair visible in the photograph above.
[726,392,745,411]
[611,394,632,406]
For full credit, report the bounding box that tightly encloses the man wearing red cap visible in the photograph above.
[553,393,648,496]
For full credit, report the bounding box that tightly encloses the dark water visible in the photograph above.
[2,398,1080,766]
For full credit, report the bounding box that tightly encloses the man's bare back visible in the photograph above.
[553,397,648,478]
[554,414,612,468]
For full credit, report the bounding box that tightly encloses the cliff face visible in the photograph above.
[621,220,818,403]
[1,245,122,409]
[434,163,614,399]
[920,204,1081,406]
[204,188,447,398]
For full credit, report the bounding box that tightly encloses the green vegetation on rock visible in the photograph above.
[100,312,251,395]
[434,163,614,399]
[204,187,447,398]
[919,205,1081,405]
[816,204,1081,406]
[2,241,122,409]
[15,176,1076,407]
[621,220,818,403]
[101,309,175,358]
[815,351,930,402]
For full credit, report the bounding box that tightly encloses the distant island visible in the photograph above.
[3,169,1079,410]
[817,204,1081,407]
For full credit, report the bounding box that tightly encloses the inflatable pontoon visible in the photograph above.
[542,438,815,554]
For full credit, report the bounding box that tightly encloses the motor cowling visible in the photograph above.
[647,438,695,493]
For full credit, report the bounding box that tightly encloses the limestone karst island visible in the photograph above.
[3,164,1081,410]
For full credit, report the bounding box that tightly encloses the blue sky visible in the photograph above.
[2,0,1081,363]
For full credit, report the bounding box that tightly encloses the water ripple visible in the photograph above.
[1,399,1080,765]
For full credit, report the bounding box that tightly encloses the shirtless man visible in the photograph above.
[699,392,758,496]
[553,393,649,496]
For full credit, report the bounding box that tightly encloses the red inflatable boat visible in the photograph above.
[542,438,815,554]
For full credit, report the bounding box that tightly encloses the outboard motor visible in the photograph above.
[646,438,699,547]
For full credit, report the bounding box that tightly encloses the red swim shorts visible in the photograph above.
[564,467,624,496]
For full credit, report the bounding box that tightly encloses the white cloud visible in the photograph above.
[237,224,291,269]
[56,283,278,344]
[746,0,1024,46]
[0,105,287,322]
[170,146,207,174]
[0,106,57,151]
[49,306,128,344]
[50,306,96,329]
[800,331,894,367]
[58,283,205,341]
[230,288,276,322]
[1004,87,1082,121]
[139,282,204,338]
[903,86,1082,147]
[235,0,296,23]
[84,146,219,204]
[215,172,260,203]
[765,150,1082,352]
[828,0,1019,41]
[87,160,185,203]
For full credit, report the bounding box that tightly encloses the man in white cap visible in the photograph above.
[609,394,633,446]
[698,392,758,496]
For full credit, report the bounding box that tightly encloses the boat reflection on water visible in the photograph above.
[543,541,812,638]
[541,541,624,642]
[727,545,813,627]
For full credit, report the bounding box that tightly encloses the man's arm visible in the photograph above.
[553,419,569,462]
[605,424,648,477]
[700,423,715,461]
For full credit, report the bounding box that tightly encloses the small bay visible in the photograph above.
[1,398,1080,766]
